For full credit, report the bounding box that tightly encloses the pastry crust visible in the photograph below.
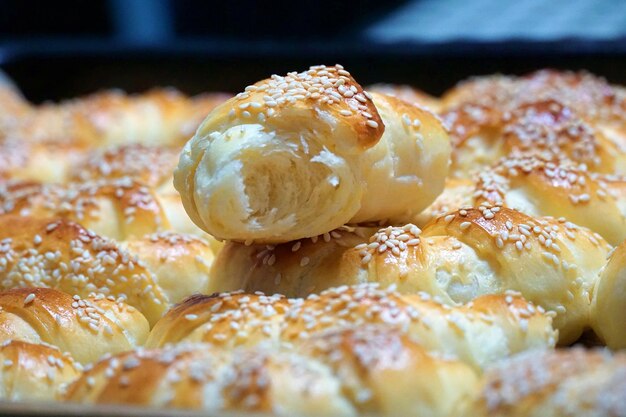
[69,327,479,417]
[460,348,626,417]
[175,65,450,243]
[0,288,148,364]
[147,284,556,370]
[0,340,81,401]
[212,206,608,344]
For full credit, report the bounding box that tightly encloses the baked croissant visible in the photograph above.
[174,64,450,243]
[0,216,215,325]
[473,154,626,246]
[0,178,169,241]
[68,327,479,417]
[4,88,230,149]
[0,340,81,401]
[442,70,626,155]
[147,284,556,370]
[0,288,149,363]
[68,144,223,252]
[591,239,626,349]
[459,348,626,417]
[443,99,626,177]
[210,205,607,344]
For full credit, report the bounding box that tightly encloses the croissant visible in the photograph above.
[0,178,169,241]
[68,144,224,252]
[0,216,216,325]
[4,88,230,149]
[0,340,81,401]
[591,240,626,349]
[147,284,556,370]
[0,287,149,363]
[68,327,479,417]
[459,348,626,417]
[442,70,626,156]
[212,206,607,344]
[473,154,626,246]
[443,99,626,177]
[174,64,450,243]
[415,153,626,246]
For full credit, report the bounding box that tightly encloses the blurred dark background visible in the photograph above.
[2,0,626,101]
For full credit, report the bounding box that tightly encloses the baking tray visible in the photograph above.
[0,401,272,417]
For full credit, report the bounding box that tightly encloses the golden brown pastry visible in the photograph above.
[208,225,375,295]
[0,216,220,326]
[0,288,149,363]
[0,340,81,401]
[147,284,556,370]
[122,232,216,307]
[68,144,223,252]
[175,64,450,243]
[414,153,626,245]
[442,70,626,167]
[443,99,626,177]
[68,327,479,417]
[0,216,169,325]
[0,138,85,184]
[591,240,626,349]
[459,348,626,417]
[4,88,230,149]
[211,206,606,344]
[473,154,626,246]
[145,292,291,349]
[0,178,169,241]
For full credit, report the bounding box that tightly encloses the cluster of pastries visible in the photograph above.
[0,65,624,417]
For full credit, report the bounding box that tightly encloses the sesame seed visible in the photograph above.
[24,293,36,305]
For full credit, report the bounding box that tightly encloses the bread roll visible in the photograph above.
[298,326,478,417]
[413,153,626,245]
[443,99,626,177]
[208,225,374,296]
[350,93,450,224]
[69,144,224,252]
[122,232,215,305]
[0,216,218,326]
[0,340,81,401]
[211,205,606,343]
[147,284,556,370]
[591,240,626,349]
[0,138,85,184]
[4,88,230,149]
[0,216,167,324]
[145,292,291,349]
[0,178,169,241]
[474,154,626,245]
[442,70,626,159]
[460,348,626,417]
[174,64,450,243]
[69,327,479,417]
[0,288,149,363]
